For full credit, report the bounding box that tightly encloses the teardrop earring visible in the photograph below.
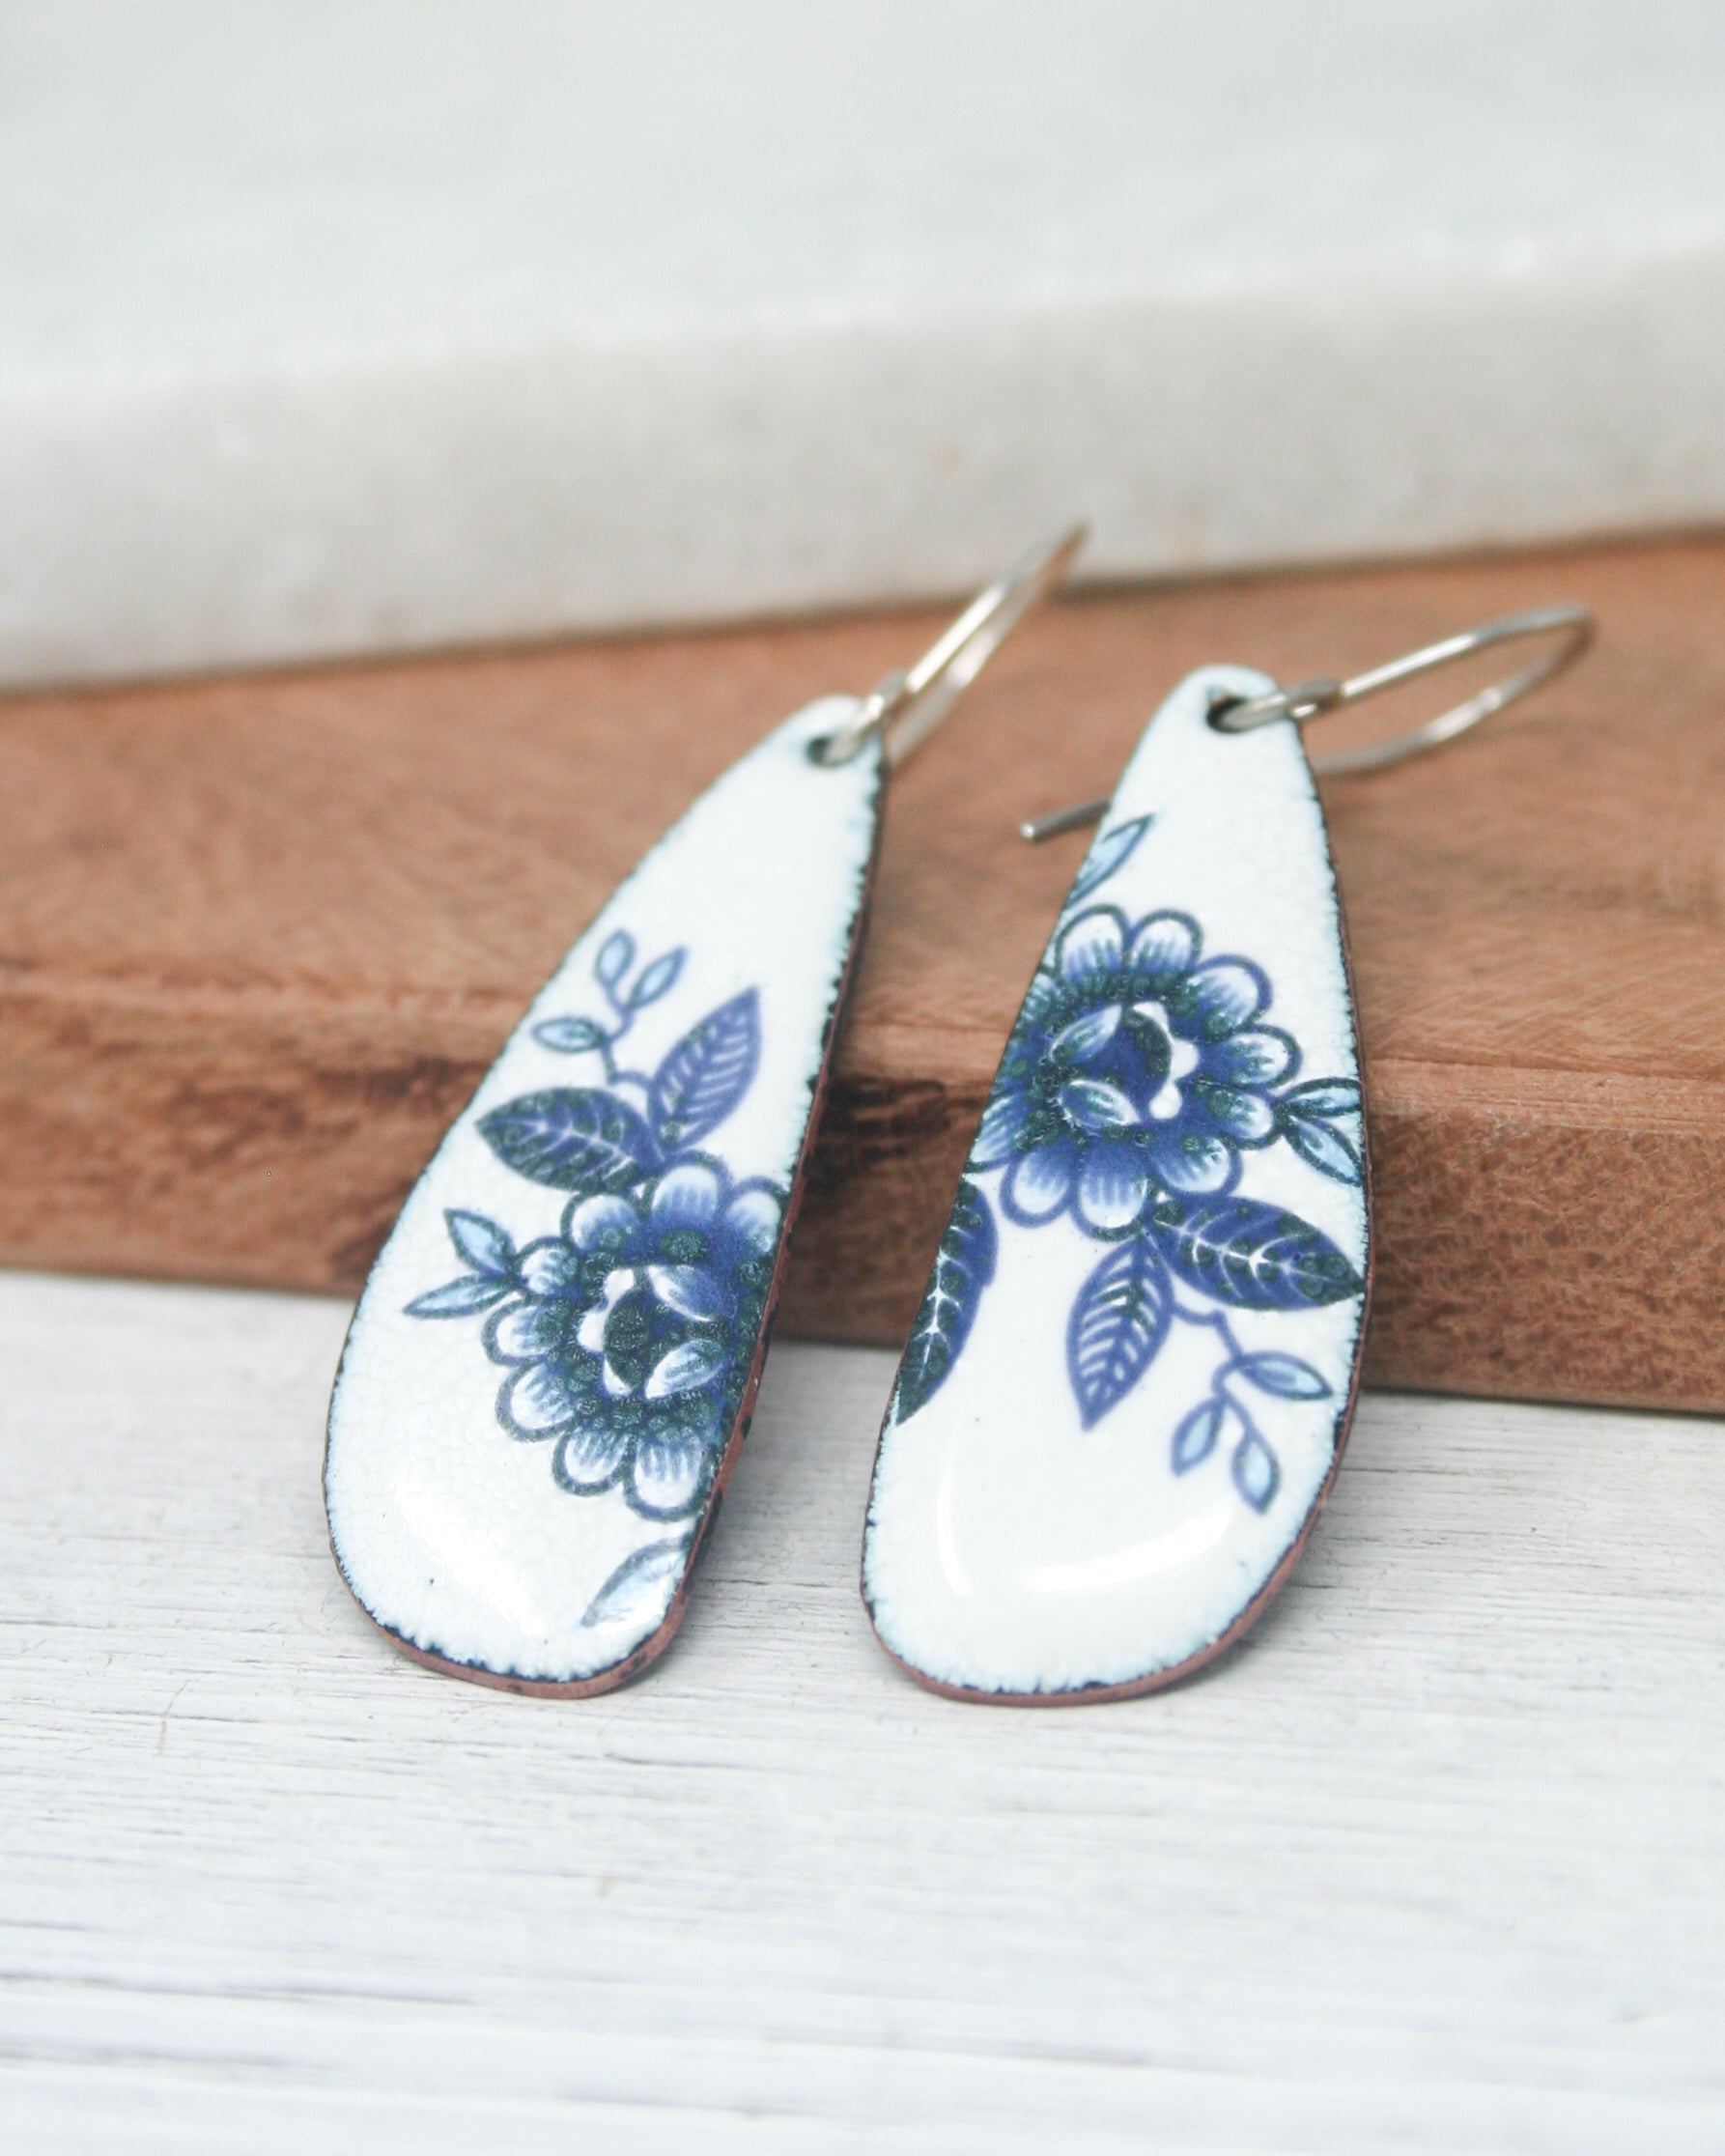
[862,605,1594,1705]
[325,525,1087,1696]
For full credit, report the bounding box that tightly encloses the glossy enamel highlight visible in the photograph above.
[862,667,1371,1700]
[326,697,881,1692]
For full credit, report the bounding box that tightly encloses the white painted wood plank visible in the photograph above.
[3,1,1724,684]
[0,1271,1721,2151]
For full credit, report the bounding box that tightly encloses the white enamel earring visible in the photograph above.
[325,526,1087,1695]
[862,607,1594,1704]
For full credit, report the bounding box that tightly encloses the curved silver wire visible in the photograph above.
[1212,602,1595,775]
[1019,602,1595,842]
[812,524,1088,769]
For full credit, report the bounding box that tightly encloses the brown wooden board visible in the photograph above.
[2,536,1722,1409]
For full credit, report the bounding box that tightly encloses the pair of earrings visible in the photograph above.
[324,531,1592,1703]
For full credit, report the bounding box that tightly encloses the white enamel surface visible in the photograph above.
[864,667,1368,1696]
[325,696,878,1685]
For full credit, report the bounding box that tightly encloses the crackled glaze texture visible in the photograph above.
[326,696,881,1691]
[862,667,1370,1701]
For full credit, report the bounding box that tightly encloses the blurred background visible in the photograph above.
[3,0,1722,686]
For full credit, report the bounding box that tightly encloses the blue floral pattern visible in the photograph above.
[897,822,1366,1513]
[406,929,782,1524]
[976,903,1297,1228]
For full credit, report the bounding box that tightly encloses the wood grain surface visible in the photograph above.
[2,537,1722,1408]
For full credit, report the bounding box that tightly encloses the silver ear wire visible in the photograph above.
[1208,603,1596,773]
[1020,603,1595,841]
[812,524,1088,770]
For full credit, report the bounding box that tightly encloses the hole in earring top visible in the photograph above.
[1206,676,1343,732]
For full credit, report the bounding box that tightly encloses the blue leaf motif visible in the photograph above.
[444,1208,517,1280]
[580,1537,691,1630]
[628,949,686,1007]
[895,1180,998,1423]
[1232,1428,1282,1512]
[1067,815,1152,908]
[1281,1110,1363,1186]
[650,990,761,1149]
[1230,1351,1331,1400]
[1172,1395,1245,1474]
[1066,1238,1173,1429]
[532,1015,608,1055]
[595,929,635,987]
[1149,1197,1363,1311]
[478,1088,661,1194]
[405,1274,513,1319]
[1279,1078,1361,1118]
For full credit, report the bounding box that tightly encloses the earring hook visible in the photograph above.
[812,523,1088,769]
[1019,602,1594,841]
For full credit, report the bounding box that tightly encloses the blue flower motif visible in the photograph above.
[889,833,1367,1504]
[407,930,788,1517]
[483,1158,781,1520]
[973,904,1298,1235]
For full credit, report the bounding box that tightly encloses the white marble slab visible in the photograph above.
[2,0,1722,684]
[1,1270,1722,2150]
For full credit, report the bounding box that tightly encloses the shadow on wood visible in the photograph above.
[2,536,1722,1409]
